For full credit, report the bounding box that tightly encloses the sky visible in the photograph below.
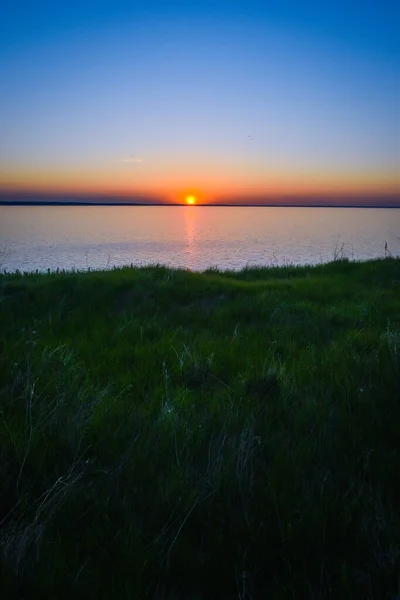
[0,0,399,205]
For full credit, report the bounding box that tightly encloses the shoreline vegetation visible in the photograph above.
[1,258,400,598]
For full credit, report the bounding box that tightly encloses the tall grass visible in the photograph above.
[1,258,400,598]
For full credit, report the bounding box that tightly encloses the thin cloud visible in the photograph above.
[118,156,144,164]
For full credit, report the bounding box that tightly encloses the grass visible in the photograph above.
[1,258,400,599]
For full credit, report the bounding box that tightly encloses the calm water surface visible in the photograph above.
[1,206,399,272]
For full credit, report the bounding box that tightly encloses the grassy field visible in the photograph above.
[1,258,400,599]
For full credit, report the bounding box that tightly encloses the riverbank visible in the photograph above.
[1,259,399,598]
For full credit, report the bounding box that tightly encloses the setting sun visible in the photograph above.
[186,195,196,205]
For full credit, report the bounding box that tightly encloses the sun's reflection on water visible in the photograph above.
[184,206,196,269]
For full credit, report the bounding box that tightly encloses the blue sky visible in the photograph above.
[1,0,399,203]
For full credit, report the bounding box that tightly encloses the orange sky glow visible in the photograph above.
[1,163,399,206]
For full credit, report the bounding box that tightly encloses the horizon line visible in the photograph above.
[1,200,399,209]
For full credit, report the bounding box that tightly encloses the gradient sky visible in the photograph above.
[0,0,399,204]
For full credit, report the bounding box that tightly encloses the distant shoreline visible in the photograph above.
[0,201,399,209]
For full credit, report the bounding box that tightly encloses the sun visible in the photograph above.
[186,195,196,205]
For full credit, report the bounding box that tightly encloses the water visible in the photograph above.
[1,205,399,272]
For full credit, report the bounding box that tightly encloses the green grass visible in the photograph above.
[1,258,400,599]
